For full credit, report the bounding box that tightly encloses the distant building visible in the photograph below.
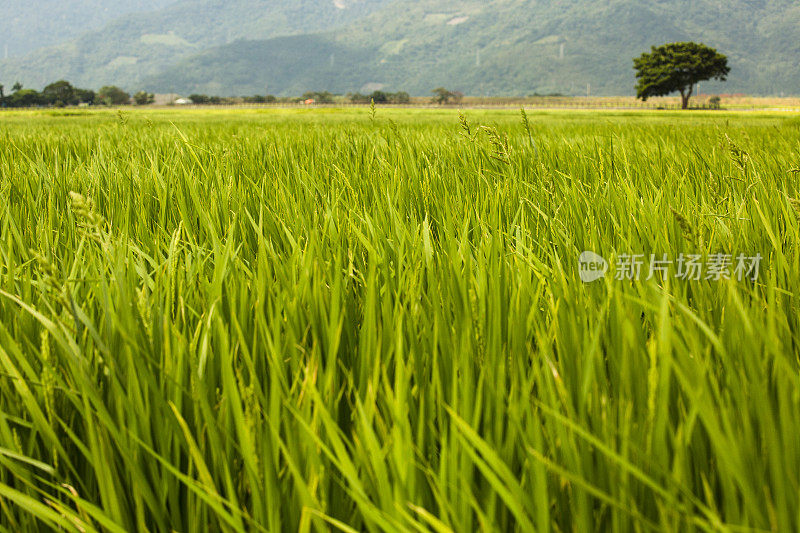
[153,93,180,105]
[174,97,194,105]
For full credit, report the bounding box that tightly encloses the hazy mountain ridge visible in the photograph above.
[2,0,799,96]
[147,0,800,96]
[2,0,177,58]
[0,0,390,90]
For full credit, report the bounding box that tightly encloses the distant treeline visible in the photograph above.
[1,81,462,108]
[336,91,411,104]
[227,91,412,104]
[162,90,413,105]
[0,80,157,108]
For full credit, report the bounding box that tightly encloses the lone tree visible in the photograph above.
[634,42,730,109]
[431,87,464,105]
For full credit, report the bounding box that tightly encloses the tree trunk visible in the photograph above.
[679,86,693,110]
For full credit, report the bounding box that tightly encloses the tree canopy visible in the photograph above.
[0,79,95,107]
[431,88,463,105]
[134,91,155,105]
[97,86,131,106]
[42,80,78,106]
[634,42,730,109]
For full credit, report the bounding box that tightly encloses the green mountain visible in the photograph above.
[2,0,175,58]
[147,0,800,96]
[0,0,389,90]
[3,0,800,96]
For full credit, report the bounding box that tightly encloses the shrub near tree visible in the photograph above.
[634,42,730,109]
[392,91,410,104]
[368,90,390,103]
[189,94,224,104]
[74,89,96,105]
[243,94,277,104]
[8,89,43,107]
[134,91,155,105]
[97,86,130,106]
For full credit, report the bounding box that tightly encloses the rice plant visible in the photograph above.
[0,108,798,532]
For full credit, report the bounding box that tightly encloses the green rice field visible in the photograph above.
[0,108,799,532]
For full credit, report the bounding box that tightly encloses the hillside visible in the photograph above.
[147,0,800,96]
[0,0,389,90]
[3,0,800,96]
[2,0,175,58]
